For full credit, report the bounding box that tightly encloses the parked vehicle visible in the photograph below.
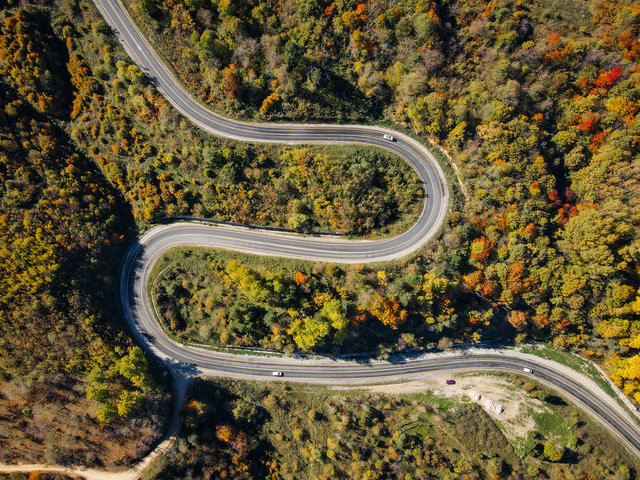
[445,379,456,385]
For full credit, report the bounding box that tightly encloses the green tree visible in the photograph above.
[414,13,436,42]
[117,347,154,390]
[117,390,143,416]
[544,441,564,462]
[288,315,331,351]
[96,401,118,424]
[135,0,158,14]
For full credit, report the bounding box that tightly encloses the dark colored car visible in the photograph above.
[445,379,456,385]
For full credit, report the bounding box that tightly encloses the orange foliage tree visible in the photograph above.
[370,294,408,329]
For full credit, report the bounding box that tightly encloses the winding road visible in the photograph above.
[96,0,449,263]
[89,0,640,463]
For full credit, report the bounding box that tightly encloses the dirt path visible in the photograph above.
[426,138,469,200]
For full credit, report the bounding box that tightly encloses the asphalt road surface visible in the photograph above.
[96,0,640,459]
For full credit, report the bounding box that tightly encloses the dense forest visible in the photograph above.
[1,0,640,475]
[0,6,171,466]
[134,0,640,406]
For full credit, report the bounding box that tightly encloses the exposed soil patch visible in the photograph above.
[337,373,550,443]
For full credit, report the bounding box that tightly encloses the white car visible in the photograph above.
[523,367,533,374]
[272,371,284,377]
[383,134,395,141]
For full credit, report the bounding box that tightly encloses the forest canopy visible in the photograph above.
[0,0,640,472]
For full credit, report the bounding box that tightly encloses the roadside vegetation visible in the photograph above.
[150,247,461,353]
[143,376,639,480]
[136,0,640,409]
[55,3,423,236]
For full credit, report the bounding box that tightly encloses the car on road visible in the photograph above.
[272,371,284,377]
[383,134,395,141]
[445,379,455,385]
[523,367,533,374]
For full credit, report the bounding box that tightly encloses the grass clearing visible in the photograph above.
[150,245,316,278]
[530,0,594,33]
[404,390,456,411]
[533,410,573,445]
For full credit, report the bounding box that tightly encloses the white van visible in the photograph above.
[523,368,533,374]
[272,371,284,377]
